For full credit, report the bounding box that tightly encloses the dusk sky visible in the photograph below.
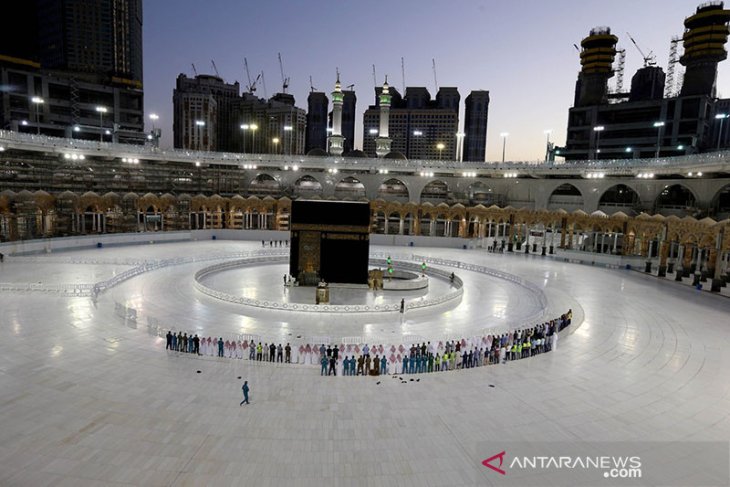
[143,0,730,161]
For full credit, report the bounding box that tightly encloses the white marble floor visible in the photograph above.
[0,240,729,486]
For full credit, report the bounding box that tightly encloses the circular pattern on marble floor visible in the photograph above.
[103,245,553,344]
[2,240,730,486]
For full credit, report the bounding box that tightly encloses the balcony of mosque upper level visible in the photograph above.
[2,130,730,179]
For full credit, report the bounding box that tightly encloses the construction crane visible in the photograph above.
[278,53,290,94]
[432,58,439,92]
[573,43,580,52]
[627,32,656,67]
[372,64,377,87]
[261,71,268,99]
[613,48,626,93]
[665,36,683,98]
[309,76,317,93]
[401,57,406,93]
[244,58,259,94]
[346,84,354,91]
[191,63,198,76]
[211,59,220,77]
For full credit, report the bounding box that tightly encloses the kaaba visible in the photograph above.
[289,200,371,286]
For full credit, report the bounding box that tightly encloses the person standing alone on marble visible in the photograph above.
[166,331,172,350]
[240,381,250,405]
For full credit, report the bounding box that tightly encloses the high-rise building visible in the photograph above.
[562,3,730,160]
[464,91,490,162]
[363,85,460,160]
[173,72,306,155]
[342,90,356,154]
[233,93,306,155]
[305,91,328,154]
[0,0,145,143]
[37,0,143,85]
[173,74,239,151]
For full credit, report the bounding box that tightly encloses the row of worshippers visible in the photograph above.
[164,310,572,374]
[165,333,293,362]
[317,309,572,376]
[320,349,389,376]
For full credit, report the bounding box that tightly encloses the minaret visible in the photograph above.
[327,73,345,156]
[375,77,392,157]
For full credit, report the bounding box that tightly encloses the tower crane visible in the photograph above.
[278,53,290,93]
[627,32,656,67]
[665,36,683,98]
[309,76,317,93]
[261,71,268,99]
[191,63,198,76]
[244,58,260,94]
[401,57,406,93]
[211,59,220,77]
[372,64,377,87]
[432,58,439,92]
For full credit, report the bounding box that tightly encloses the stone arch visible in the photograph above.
[711,183,730,220]
[293,175,323,198]
[249,173,280,197]
[653,184,697,216]
[420,180,449,203]
[468,181,497,205]
[377,178,410,202]
[548,183,584,211]
[598,184,641,215]
[334,176,366,200]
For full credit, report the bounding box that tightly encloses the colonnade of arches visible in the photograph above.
[2,190,729,280]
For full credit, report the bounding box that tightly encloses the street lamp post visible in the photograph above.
[653,121,665,158]
[149,113,159,131]
[436,142,445,161]
[31,96,44,135]
[149,113,159,146]
[240,124,249,154]
[715,113,728,150]
[500,132,509,163]
[195,120,205,151]
[544,129,552,161]
[593,126,604,159]
[368,128,378,155]
[250,123,258,153]
[284,125,293,155]
[456,132,465,162]
[96,106,108,142]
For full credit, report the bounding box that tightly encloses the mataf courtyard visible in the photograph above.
[0,237,729,486]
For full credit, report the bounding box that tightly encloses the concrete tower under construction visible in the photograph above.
[574,27,618,107]
[680,1,730,97]
[563,2,730,160]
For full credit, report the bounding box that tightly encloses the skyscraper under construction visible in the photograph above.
[562,2,730,160]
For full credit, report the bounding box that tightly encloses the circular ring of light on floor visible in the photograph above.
[193,256,465,313]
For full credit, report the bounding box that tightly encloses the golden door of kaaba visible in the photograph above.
[289,200,371,286]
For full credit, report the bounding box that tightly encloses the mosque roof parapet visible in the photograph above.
[2,129,730,177]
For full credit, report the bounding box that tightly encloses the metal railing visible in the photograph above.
[2,129,730,174]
